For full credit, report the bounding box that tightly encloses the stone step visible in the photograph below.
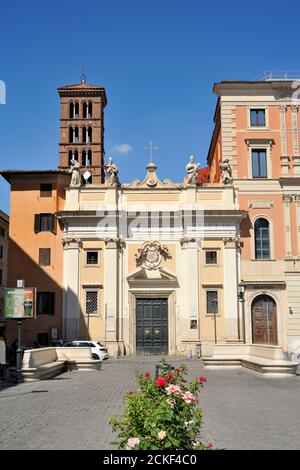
[203,355,298,376]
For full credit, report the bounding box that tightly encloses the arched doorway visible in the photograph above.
[251,295,278,345]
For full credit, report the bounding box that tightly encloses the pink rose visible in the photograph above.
[182,391,197,404]
[127,437,140,448]
[166,384,181,396]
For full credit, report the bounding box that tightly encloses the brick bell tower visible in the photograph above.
[57,75,107,184]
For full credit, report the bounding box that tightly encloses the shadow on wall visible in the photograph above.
[5,238,89,349]
[240,215,252,239]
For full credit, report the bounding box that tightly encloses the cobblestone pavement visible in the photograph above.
[0,357,299,450]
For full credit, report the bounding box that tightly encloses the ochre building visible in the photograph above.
[2,76,300,363]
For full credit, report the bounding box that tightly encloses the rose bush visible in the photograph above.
[110,364,213,450]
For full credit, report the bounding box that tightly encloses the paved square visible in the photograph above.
[0,357,299,450]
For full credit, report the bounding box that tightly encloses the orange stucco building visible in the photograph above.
[206,79,300,357]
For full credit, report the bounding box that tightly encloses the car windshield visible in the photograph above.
[97,342,105,347]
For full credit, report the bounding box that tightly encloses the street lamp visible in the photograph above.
[238,284,246,344]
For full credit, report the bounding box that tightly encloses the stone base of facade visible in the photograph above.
[203,343,298,376]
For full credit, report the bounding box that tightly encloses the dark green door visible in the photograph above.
[136,298,168,355]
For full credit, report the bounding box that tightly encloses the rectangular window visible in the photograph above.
[0,269,2,286]
[0,227,5,237]
[40,183,53,197]
[86,291,98,315]
[250,109,266,127]
[34,214,56,233]
[0,246,3,259]
[39,248,51,266]
[86,251,99,265]
[205,251,217,264]
[37,292,55,315]
[252,149,267,178]
[206,290,218,314]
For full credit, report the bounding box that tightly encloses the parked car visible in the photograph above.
[64,340,109,360]
[51,339,64,347]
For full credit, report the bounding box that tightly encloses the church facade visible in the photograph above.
[2,77,300,362]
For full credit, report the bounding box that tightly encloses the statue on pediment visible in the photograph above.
[186,155,200,185]
[105,156,119,186]
[69,157,81,187]
[219,159,233,184]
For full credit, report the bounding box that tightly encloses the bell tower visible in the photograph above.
[57,75,107,184]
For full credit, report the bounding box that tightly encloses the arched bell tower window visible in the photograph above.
[254,218,270,259]
[68,150,78,165]
[74,127,79,143]
[83,101,93,118]
[82,150,92,166]
[88,126,92,143]
[69,127,79,144]
[69,102,79,119]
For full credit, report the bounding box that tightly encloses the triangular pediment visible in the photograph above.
[127,266,178,284]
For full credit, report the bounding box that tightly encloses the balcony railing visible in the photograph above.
[253,71,300,81]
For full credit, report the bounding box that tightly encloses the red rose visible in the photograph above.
[198,376,207,383]
[155,376,167,387]
[168,373,173,379]
[144,372,150,378]
[207,442,214,447]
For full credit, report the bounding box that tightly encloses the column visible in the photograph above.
[62,238,81,340]
[104,237,119,355]
[223,237,240,340]
[283,195,293,257]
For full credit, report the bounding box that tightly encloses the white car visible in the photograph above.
[64,340,109,360]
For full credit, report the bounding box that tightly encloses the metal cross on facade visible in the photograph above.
[144,141,158,160]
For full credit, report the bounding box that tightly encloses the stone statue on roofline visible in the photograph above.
[69,157,81,187]
[186,155,200,185]
[219,159,233,184]
[105,156,119,186]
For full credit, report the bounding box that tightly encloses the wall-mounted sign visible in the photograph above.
[4,288,36,319]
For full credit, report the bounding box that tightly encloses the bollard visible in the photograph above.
[155,360,174,378]
[195,343,201,359]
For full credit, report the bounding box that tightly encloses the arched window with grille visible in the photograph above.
[254,218,270,259]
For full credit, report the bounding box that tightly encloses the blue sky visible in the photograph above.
[1,0,300,214]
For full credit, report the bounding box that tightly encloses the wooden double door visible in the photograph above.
[252,295,278,345]
[136,298,168,355]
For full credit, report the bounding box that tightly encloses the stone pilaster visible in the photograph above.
[180,237,200,329]
[62,237,81,340]
[223,237,240,340]
[282,195,293,257]
[104,237,121,356]
[291,105,299,157]
[280,105,288,157]
[295,195,300,257]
